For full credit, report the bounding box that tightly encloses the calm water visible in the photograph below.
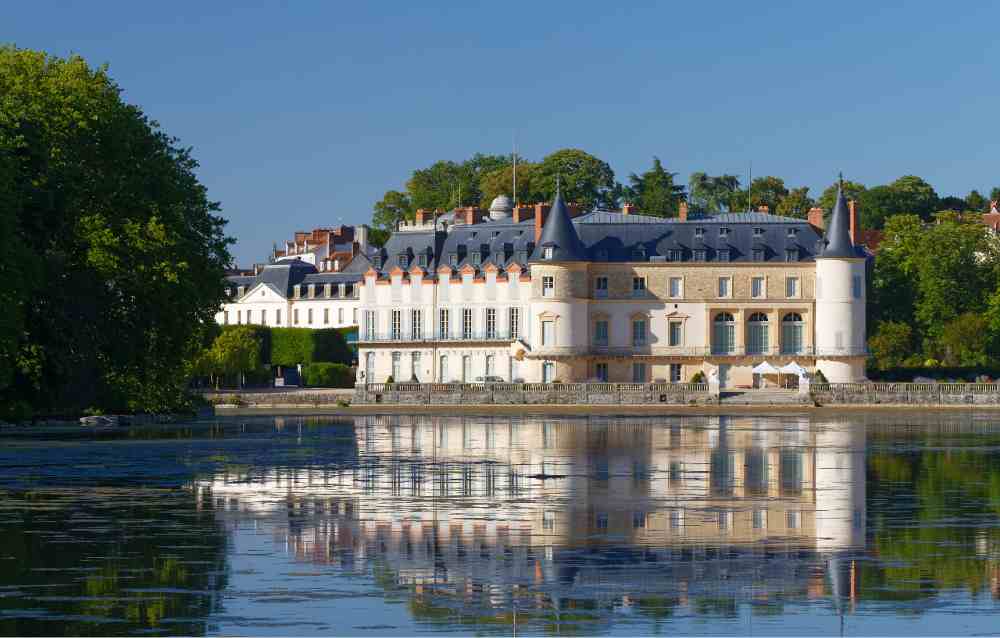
[1,413,999,636]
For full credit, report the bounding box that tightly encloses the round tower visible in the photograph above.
[814,180,867,383]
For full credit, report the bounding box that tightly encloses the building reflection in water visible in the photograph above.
[197,415,866,627]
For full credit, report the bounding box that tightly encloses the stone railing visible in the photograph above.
[353,382,712,406]
[811,382,1000,405]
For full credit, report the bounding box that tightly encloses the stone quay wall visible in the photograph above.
[352,382,713,406]
[810,382,1000,406]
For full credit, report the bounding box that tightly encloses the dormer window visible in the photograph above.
[787,227,798,238]
[693,249,706,262]
[785,248,799,262]
[399,254,409,268]
[517,250,528,263]
[449,253,458,267]
[226,288,233,297]
[695,227,705,238]
[417,254,427,267]
[753,227,764,237]
[492,231,500,238]
[667,249,681,262]
[543,246,554,260]
[471,251,482,266]
[752,248,765,261]
[596,249,608,262]
[237,286,245,297]
[632,247,647,261]
[719,227,730,237]
[718,249,730,262]
[374,255,383,269]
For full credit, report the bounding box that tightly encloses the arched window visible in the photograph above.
[747,312,769,355]
[712,312,736,354]
[781,313,804,355]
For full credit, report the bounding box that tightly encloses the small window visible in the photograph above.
[752,248,765,261]
[695,227,705,237]
[594,320,609,346]
[785,248,798,262]
[753,227,764,236]
[718,277,731,298]
[595,362,609,382]
[471,251,482,266]
[787,227,798,238]
[852,275,863,299]
[594,276,608,298]
[668,249,682,262]
[632,277,646,296]
[632,247,646,261]
[542,276,555,297]
[669,277,682,298]
[543,246,554,260]
[632,362,647,383]
[718,249,730,262]
[417,254,427,267]
[399,254,409,268]
[693,249,706,261]
[786,277,799,298]
[632,319,647,346]
[668,321,682,346]
[542,320,555,346]
[449,253,458,267]
[751,276,765,298]
[719,227,730,237]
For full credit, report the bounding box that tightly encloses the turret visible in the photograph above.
[814,178,867,382]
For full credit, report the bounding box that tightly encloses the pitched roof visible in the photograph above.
[529,189,588,262]
[819,181,861,258]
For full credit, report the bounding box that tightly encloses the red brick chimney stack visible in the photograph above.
[757,205,769,214]
[622,202,636,215]
[678,201,689,222]
[808,207,825,231]
[534,203,551,244]
[513,205,534,224]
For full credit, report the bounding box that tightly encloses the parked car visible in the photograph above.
[475,376,506,384]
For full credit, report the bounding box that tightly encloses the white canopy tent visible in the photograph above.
[751,361,780,388]
[779,361,807,377]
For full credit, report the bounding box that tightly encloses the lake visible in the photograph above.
[1,412,999,635]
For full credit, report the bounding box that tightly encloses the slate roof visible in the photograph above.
[224,253,370,299]
[819,182,864,258]
[529,189,589,262]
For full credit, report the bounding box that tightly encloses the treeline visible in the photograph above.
[370,149,1000,244]
[0,47,233,420]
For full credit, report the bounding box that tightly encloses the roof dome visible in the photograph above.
[489,194,513,220]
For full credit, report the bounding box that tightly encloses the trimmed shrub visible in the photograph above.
[269,328,351,366]
[690,371,706,383]
[302,362,355,388]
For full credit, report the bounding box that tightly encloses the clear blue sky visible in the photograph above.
[8,1,1000,265]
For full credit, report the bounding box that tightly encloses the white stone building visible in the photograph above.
[356,183,869,386]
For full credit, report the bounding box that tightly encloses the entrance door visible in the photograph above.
[718,364,730,388]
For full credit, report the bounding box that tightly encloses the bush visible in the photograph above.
[270,328,351,366]
[813,369,828,383]
[690,371,706,383]
[868,366,1000,382]
[302,362,354,388]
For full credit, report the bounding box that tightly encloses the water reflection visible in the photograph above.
[200,415,870,633]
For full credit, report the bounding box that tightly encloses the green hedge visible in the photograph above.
[302,362,355,388]
[270,327,351,366]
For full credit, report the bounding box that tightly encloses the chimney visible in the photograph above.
[678,201,689,222]
[567,202,582,218]
[848,200,860,245]
[415,209,427,225]
[757,205,769,214]
[622,202,636,215]
[808,207,825,231]
[534,202,552,244]
[513,205,534,224]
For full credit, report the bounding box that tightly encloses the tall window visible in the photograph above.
[439,309,450,339]
[261,309,268,325]
[669,277,682,298]
[411,309,422,339]
[670,363,682,383]
[632,319,647,346]
[485,308,497,338]
[391,310,401,340]
[594,276,608,298]
[594,320,609,346]
[462,308,473,339]
[322,308,328,324]
[411,352,421,381]
[364,310,376,340]
[462,355,472,382]
[718,277,731,298]
[781,313,804,354]
[751,277,765,298]
[485,354,495,377]
[439,355,449,382]
[542,276,554,297]
[509,307,520,340]
[542,361,555,383]
[352,308,357,323]
[276,309,282,325]
[542,320,555,346]
[595,362,609,382]
[632,277,646,297]
[292,309,298,325]
[852,275,863,299]
[712,312,736,354]
[338,308,344,324]
[223,311,229,325]
[307,308,313,325]
[391,352,401,380]
[668,321,682,347]
[632,362,647,383]
[747,312,769,355]
[786,277,799,298]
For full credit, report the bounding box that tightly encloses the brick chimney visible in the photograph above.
[415,209,428,225]
[757,205,769,214]
[678,201,689,222]
[513,205,534,224]
[848,200,859,245]
[808,207,825,231]
[534,202,551,244]
[622,202,636,215]
[567,203,582,218]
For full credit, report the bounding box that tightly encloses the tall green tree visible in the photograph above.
[625,157,685,217]
[478,159,542,209]
[687,172,741,213]
[371,190,413,239]
[534,148,617,209]
[775,186,813,219]
[966,190,987,212]
[817,179,866,214]
[0,47,231,416]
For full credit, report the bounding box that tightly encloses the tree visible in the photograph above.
[990,187,1000,208]
[747,176,788,212]
[868,214,923,335]
[478,159,542,208]
[372,190,413,233]
[626,157,685,217]
[775,186,813,219]
[817,179,866,212]
[534,148,617,209]
[0,46,232,415]
[688,172,741,213]
[938,313,990,367]
[937,196,967,212]
[888,175,939,220]
[211,326,262,387]
[966,190,987,212]
[868,321,914,370]
[406,154,509,212]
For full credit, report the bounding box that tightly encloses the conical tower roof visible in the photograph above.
[529,188,588,262]
[819,178,859,258]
